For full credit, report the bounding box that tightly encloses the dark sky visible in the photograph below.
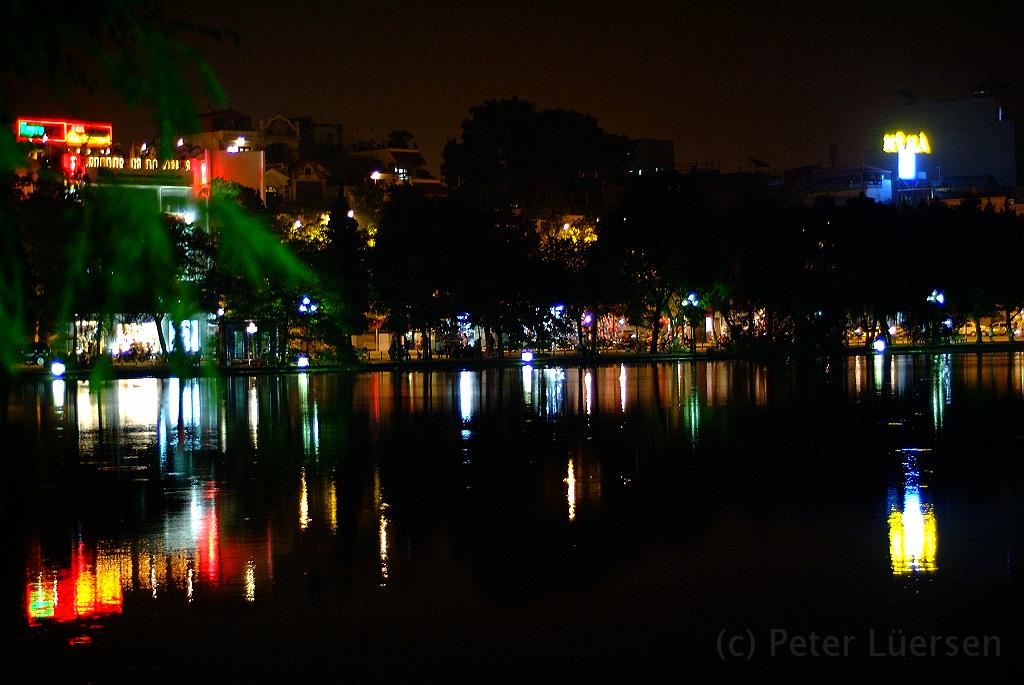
[11,1,1023,175]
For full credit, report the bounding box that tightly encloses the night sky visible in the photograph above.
[11,1,1023,175]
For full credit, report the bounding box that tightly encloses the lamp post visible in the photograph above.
[298,294,318,360]
[926,289,945,344]
[246,320,258,363]
[681,292,700,355]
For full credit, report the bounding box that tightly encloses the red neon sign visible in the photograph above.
[16,117,113,146]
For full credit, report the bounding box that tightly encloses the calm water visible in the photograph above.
[6,355,1024,679]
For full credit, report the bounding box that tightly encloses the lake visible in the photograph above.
[6,354,1023,679]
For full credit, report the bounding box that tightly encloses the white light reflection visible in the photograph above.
[248,378,259,449]
[619,364,626,413]
[299,467,311,530]
[566,458,577,522]
[874,354,884,393]
[543,369,565,417]
[522,365,533,407]
[584,371,593,416]
[459,370,474,422]
[52,379,66,411]
[931,354,951,431]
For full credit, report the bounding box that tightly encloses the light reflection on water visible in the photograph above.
[15,354,1024,666]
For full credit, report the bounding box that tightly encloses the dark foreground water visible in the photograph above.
[5,354,1024,680]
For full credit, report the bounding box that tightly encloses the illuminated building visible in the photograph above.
[874,86,1019,203]
[189,109,266,203]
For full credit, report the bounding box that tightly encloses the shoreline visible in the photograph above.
[11,340,1024,381]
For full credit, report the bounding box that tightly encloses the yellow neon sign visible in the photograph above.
[883,131,931,155]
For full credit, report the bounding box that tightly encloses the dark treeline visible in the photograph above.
[372,173,1024,356]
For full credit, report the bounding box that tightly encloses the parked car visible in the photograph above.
[21,342,50,366]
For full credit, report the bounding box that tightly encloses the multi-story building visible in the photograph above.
[873,87,1019,203]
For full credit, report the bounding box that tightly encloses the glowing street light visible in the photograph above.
[246,321,258,335]
[927,289,945,306]
[521,349,534,364]
[50,359,66,377]
[297,355,310,369]
[873,337,887,354]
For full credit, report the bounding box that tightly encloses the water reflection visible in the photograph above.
[888,451,939,575]
[460,370,475,422]
[375,467,390,587]
[522,365,533,407]
[931,354,951,431]
[566,457,577,522]
[16,356,1024,665]
[23,480,278,626]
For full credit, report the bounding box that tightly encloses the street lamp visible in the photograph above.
[298,294,318,358]
[681,292,701,354]
[246,320,257,363]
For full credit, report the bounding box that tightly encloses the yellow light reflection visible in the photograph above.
[566,458,577,522]
[244,559,256,603]
[375,467,389,586]
[299,467,311,530]
[379,507,390,586]
[328,477,338,534]
[888,455,938,575]
[888,502,938,575]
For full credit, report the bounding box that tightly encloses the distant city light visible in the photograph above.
[943,318,953,329]
[927,289,945,306]
[521,349,534,364]
[176,138,184,147]
[370,170,382,181]
[216,307,225,317]
[582,312,593,326]
[50,359,66,377]
[347,209,355,219]
[293,220,302,230]
[246,321,258,335]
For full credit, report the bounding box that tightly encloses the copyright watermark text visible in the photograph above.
[716,628,1000,660]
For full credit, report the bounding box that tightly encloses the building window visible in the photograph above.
[160,188,189,215]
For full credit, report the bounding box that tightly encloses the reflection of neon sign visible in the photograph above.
[16,118,113,146]
[883,130,932,181]
[887,452,938,575]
